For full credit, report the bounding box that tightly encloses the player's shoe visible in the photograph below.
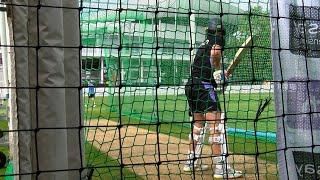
[214,168,242,179]
[183,164,209,172]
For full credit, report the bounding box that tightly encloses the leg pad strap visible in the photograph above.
[208,135,223,144]
[189,126,204,142]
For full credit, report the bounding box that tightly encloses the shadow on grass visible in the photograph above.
[85,143,143,180]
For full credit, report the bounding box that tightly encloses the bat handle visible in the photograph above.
[225,70,231,79]
[221,71,226,81]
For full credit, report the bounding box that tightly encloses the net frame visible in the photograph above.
[0,0,292,179]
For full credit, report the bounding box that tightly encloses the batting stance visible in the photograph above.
[184,18,242,179]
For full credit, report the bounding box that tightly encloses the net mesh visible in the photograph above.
[0,0,282,179]
[81,0,276,179]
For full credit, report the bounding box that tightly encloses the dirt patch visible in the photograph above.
[86,119,278,180]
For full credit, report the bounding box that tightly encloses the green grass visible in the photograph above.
[83,92,277,179]
[228,135,277,162]
[84,92,277,164]
[85,143,143,180]
[0,92,277,179]
[84,92,276,133]
[88,110,277,162]
[0,127,140,180]
[224,92,276,133]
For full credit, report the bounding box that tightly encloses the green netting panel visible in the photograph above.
[224,6,272,84]
[81,8,272,86]
[160,59,190,85]
[81,0,276,179]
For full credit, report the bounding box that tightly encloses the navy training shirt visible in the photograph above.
[190,35,224,87]
[191,40,213,82]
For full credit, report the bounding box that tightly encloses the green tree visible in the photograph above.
[224,6,272,85]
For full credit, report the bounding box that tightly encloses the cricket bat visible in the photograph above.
[226,36,253,77]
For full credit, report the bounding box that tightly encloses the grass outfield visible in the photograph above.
[84,92,277,164]
[0,92,276,179]
[85,143,143,179]
[84,92,276,133]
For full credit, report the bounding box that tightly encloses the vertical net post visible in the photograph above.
[6,0,84,179]
[9,1,31,177]
[271,0,320,179]
[63,1,85,179]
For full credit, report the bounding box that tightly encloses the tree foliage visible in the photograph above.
[224,6,272,85]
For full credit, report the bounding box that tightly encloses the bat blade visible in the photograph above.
[226,36,253,77]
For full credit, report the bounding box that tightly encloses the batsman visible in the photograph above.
[184,17,242,179]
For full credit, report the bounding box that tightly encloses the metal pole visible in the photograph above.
[0,4,9,98]
[100,56,104,85]
[174,0,177,86]
[190,0,196,61]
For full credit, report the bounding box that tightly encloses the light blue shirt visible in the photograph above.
[88,82,95,95]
